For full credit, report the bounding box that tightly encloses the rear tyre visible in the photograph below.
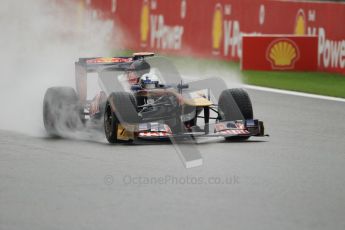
[104,92,139,143]
[43,87,82,137]
[218,88,253,141]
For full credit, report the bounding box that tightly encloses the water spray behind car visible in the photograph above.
[0,0,121,138]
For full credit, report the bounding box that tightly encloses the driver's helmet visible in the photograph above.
[139,73,160,89]
[127,60,150,85]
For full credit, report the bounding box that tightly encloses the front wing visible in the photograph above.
[136,120,265,140]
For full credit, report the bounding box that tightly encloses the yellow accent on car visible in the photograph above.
[117,124,134,141]
[133,52,155,59]
[184,97,213,107]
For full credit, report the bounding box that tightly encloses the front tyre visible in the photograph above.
[104,101,120,143]
[218,88,253,141]
[104,92,139,143]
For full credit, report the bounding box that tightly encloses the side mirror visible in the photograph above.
[177,83,189,94]
[177,83,189,89]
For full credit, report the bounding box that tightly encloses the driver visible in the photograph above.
[127,60,150,85]
[139,73,160,89]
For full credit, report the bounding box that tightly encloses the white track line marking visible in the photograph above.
[244,85,345,103]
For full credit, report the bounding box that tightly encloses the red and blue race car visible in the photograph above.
[43,52,266,143]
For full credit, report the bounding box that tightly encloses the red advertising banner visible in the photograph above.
[82,0,345,75]
[242,35,318,71]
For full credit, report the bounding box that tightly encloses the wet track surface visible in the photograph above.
[1,89,345,230]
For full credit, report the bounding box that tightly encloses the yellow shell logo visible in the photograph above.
[267,39,300,69]
[294,10,306,35]
[212,4,223,54]
[140,0,150,44]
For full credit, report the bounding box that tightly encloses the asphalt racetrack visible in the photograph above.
[1,88,345,230]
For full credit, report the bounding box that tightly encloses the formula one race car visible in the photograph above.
[43,52,266,143]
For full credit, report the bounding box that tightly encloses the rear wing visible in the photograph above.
[75,57,131,103]
[76,57,132,73]
[75,53,155,102]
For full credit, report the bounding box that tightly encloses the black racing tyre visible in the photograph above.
[104,92,139,143]
[108,92,139,124]
[218,88,253,141]
[104,101,120,143]
[43,87,81,136]
[218,88,253,121]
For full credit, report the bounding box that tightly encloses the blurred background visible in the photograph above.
[73,0,345,98]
